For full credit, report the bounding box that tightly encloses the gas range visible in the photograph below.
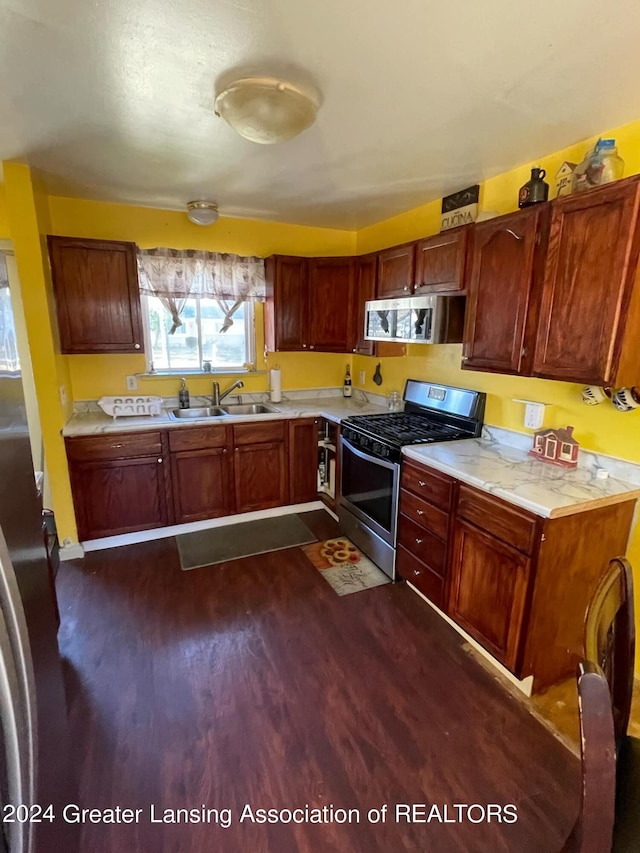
[341,380,486,463]
[339,380,485,580]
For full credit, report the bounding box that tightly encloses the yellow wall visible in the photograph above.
[0,185,10,238]
[3,164,77,543]
[47,197,356,400]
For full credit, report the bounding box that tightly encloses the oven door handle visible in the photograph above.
[341,437,398,471]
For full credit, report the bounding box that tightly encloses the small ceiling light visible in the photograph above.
[186,201,219,226]
[214,76,320,144]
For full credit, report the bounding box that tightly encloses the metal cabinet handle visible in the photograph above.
[157,457,163,463]
[461,355,469,361]
[505,228,523,241]
[418,480,426,487]
[302,344,307,348]
[134,343,141,349]
[416,509,424,516]
[413,569,420,576]
[222,448,228,454]
[403,285,409,291]
[310,345,315,350]
[111,443,124,449]
[416,538,423,544]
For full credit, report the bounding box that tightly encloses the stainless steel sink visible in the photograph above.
[221,403,279,415]
[169,407,229,419]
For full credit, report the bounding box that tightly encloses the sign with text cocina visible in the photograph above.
[440,185,480,231]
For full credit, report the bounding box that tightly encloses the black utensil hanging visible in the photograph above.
[373,363,383,385]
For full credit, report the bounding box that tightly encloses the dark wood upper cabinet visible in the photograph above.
[264,255,309,351]
[415,228,469,293]
[48,236,143,354]
[308,257,354,352]
[376,243,416,297]
[533,177,640,386]
[288,418,319,504]
[352,253,377,355]
[462,207,548,375]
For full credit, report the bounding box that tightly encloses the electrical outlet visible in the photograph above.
[359,370,365,385]
[59,385,67,406]
[126,375,138,391]
[524,402,545,429]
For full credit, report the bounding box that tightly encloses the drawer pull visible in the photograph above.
[111,443,124,449]
[134,343,141,349]
[416,509,424,516]
[415,537,423,545]
[157,457,163,463]
[418,480,426,487]
[413,569,420,576]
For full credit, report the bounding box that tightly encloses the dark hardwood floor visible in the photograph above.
[57,511,578,853]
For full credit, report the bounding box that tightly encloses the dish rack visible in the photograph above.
[98,396,163,419]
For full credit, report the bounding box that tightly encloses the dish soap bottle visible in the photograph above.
[343,365,352,398]
[178,377,190,409]
[518,167,549,208]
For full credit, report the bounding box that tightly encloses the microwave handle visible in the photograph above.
[340,436,398,472]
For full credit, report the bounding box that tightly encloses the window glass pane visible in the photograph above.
[143,295,251,372]
[0,287,20,372]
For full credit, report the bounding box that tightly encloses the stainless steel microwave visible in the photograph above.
[364,295,465,344]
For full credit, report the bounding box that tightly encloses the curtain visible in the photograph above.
[137,248,265,332]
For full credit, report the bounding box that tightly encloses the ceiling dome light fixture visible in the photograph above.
[214,76,320,144]
[186,201,219,226]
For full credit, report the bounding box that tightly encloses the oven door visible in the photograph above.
[339,437,399,546]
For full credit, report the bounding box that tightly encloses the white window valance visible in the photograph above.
[137,248,266,334]
[137,248,266,302]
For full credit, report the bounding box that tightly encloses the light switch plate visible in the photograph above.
[126,375,138,391]
[359,370,365,385]
[59,385,67,406]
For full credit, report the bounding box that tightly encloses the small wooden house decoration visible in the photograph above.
[529,425,580,468]
[556,161,577,197]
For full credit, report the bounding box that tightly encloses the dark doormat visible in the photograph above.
[177,514,318,571]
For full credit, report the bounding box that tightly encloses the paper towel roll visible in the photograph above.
[269,368,282,403]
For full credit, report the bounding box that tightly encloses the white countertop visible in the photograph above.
[62,395,388,437]
[403,433,640,518]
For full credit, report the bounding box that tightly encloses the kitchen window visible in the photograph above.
[137,247,265,373]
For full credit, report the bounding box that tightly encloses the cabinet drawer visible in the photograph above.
[399,488,448,540]
[169,425,229,452]
[401,460,453,510]
[233,421,286,446]
[456,485,539,555]
[397,546,446,609]
[397,514,447,576]
[65,431,163,462]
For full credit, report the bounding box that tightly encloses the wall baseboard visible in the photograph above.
[65,501,326,558]
[59,541,85,561]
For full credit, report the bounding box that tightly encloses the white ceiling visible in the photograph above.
[1,0,640,229]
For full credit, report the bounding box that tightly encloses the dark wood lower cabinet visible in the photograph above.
[233,441,288,512]
[448,519,532,672]
[288,418,319,504]
[68,455,170,540]
[171,447,233,523]
[399,456,637,691]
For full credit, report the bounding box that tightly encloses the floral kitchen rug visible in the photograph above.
[301,537,391,596]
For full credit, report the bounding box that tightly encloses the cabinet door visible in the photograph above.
[376,244,416,297]
[352,254,377,355]
[448,519,532,672]
[171,447,233,523]
[69,456,169,540]
[532,179,640,385]
[462,207,547,375]
[288,418,319,504]
[234,442,288,512]
[264,256,309,351]
[415,228,469,293]
[308,258,354,352]
[48,236,143,354]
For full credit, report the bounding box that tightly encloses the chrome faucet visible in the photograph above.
[212,379,244,406]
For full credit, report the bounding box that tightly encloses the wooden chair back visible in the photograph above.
[561,660,617,853]
[585,557,635,747]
